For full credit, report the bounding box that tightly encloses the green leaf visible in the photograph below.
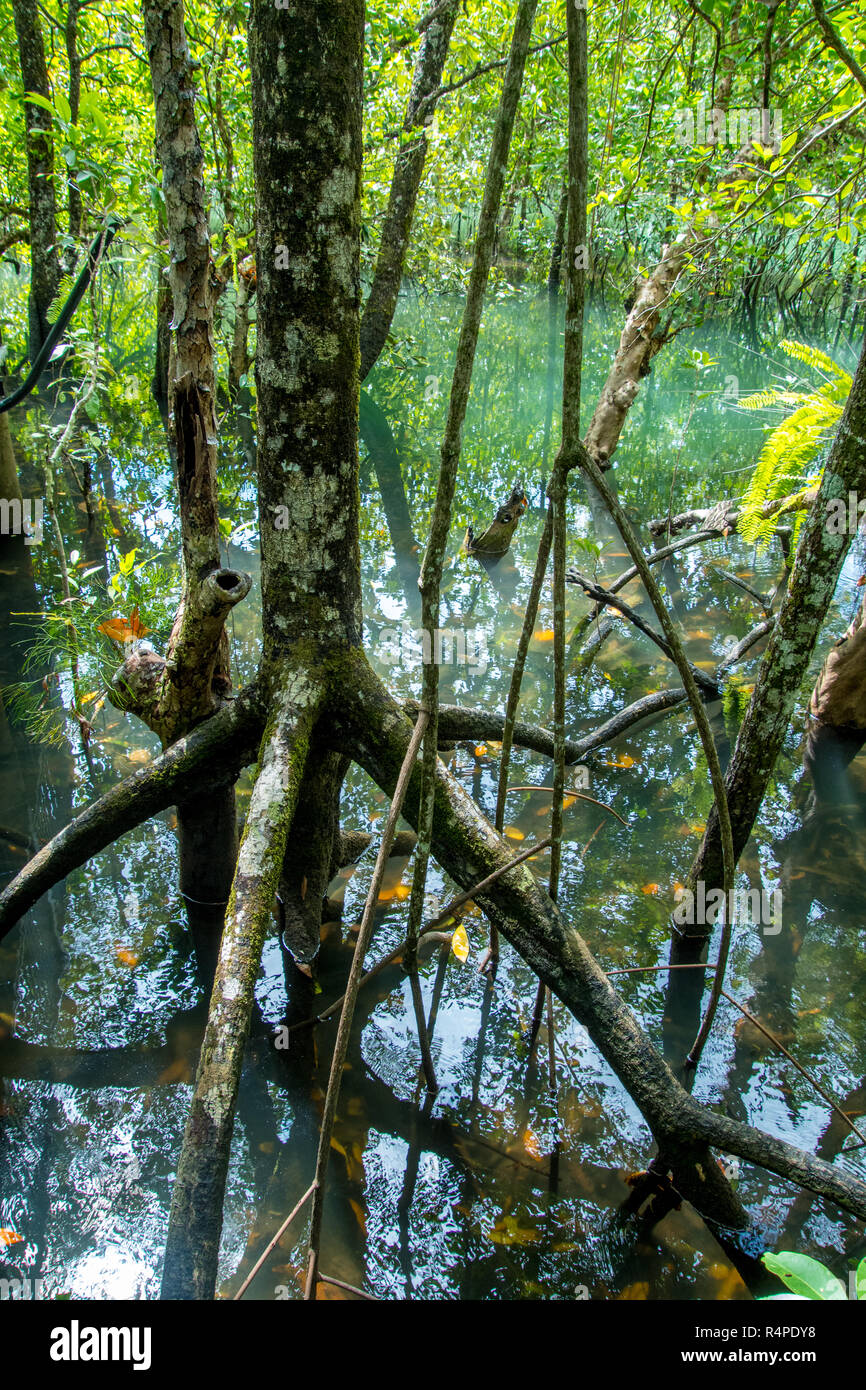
[761,1252,847,1300]
[856,1257,866,1301]
[23,91,55,114]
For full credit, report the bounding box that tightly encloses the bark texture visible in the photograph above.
[125,0,249,747]
[250,0,365,663]
[12,0,62,360]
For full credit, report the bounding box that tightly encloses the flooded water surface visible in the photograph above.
[1,292,864,1300]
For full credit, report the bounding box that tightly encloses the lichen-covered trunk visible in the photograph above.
[227,271,253,399]
[250,0,364,663]
[157,0,367,1298]
[359,2,460,381]
[12,0,62,361]
[140,0,238,736]
[582,236,695,468]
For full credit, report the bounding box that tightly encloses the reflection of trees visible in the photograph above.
[0,521,73,1293]
[360,391,422,624]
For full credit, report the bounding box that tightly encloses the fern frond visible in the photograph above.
[738,388,810,410]
[736,341,851,552]
[780,339,852,385]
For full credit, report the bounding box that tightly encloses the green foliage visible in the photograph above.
[759,1251,864,1301]
[737,341,852,552]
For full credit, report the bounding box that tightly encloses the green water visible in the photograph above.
[1,291,864,1300]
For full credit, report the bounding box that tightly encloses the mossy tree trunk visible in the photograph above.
[12,0,62,362]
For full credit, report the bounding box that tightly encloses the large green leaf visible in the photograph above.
[761,1252,847,1300]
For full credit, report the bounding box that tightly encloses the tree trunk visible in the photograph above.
[668,332,866,1041]
[12,0,62,361]
[546,177,568,295]
[804,587,866,801]
[359,2,460,380]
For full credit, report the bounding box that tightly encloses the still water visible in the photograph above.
[1,291,864,1299]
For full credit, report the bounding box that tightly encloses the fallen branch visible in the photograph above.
[428,689,690,762]
[569,527,720,647]
[0,691,261,943]
[716,619,775,673]
[332,653,866,1222]
[566,571,720,698]
[648,488,818,539]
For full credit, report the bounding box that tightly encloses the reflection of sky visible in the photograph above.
[2,299,866,1301]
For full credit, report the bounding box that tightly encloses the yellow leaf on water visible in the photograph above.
[533,629,555,642]
[523,1128,543,1160]
[127,748,152,765]
[618,1282,650,1300]
[504,826,525,841]
[474,744,487,757]
[451,922,471,963]
[115,946,139,968]
[394,883,411,900]
[603,754,636,769]
[641,883,660,896]
[0,1229,24,1247]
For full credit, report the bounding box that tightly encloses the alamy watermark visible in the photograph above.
[0,497,43,545]
[674,100,782,148]
[0,1275,47,1300]
[376,621,489,675]
[825,492,866,535]
[673,881,782,934]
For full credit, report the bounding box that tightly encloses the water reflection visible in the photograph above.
[1,295,864,1300]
